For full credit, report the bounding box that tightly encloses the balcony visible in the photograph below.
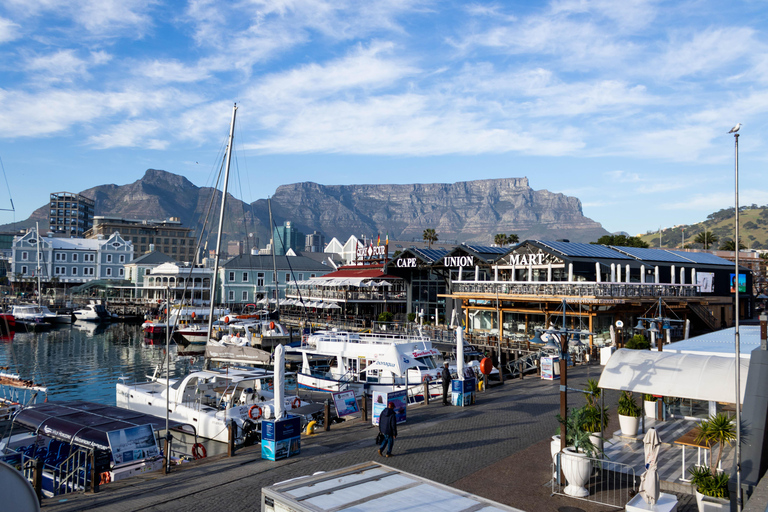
[452,281,700,300]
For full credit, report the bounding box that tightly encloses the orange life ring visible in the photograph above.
[249,405,263,420]
[422,374,431,382]
[224,316,229,324]
[291,397,301,409]
[99,472,111,484]
[269,321,275,330]
[192,443,207,459]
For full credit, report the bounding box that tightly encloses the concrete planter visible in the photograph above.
[550,435,560,478]
[561,447,590,497]
[695,490,729,512]
[644,399,658,418]
[618,414,640,436]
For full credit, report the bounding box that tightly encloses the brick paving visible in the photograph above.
[41,364,697,512]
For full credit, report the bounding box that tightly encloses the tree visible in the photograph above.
[720,240,746,251]
[494,233,520,247]
[507,233,519,244]
[592,235,649,248]
[694,231,719,249]
[422,228,438,248]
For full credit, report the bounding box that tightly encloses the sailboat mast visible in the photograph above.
[206,103,238,340]
[268,198,279,310]
[35,221,42,306]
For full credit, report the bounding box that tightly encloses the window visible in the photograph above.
[284,273,290,282]
[242,272,248,282]
[72,267,77,276]
[106,254,112,263]
[119,255,125,263]
[228,271,235,282]
[298,273,303,280]
[145,269,150,275]
[228,290,235,301]
[311,274,316,278]
[119,268,124,277]
[242,291,248,301]
[257,273,264,287]
[55,253,63,261]
[106,268,112,276]
[21,251,28,260]
[21,265,27,274]
[72,253,78,262]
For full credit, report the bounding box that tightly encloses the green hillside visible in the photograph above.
[636,206,768,250]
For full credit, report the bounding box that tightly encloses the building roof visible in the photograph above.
[221,254,331,272]
[664,326,760,358]
[129,250,176,265]
[319,266,399,280]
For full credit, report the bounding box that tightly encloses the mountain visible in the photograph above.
[1,170,608,246]
[637,206,768,250]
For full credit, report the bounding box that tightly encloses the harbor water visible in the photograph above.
[0,322,200,405]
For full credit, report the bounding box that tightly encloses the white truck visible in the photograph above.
[261,461,525,512]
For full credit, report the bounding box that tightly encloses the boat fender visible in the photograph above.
[224,316,229,324]
[477,380,484,392]
[99,472,111,484]
[306,420,317,435]
[192,443,207,459]
[269,321,275,330]
[291,398,301,409]
[248,405,263,420]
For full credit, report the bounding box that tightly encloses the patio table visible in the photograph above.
[674,426,716,482]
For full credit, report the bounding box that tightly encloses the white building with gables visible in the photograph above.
[10,228,133,285]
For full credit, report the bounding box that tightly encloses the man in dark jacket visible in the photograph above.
[441,362,452,405]
[378,402,397,457]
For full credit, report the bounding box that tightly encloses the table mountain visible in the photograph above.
[3,170,608,246]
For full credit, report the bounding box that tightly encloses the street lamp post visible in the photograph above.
[733,128,743,512]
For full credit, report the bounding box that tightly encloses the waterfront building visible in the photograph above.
[124,250,175,287]
[389,240,751,345]
[85,216,195,262]
[272,221,305,256]
[324,236,361,265]
[219,253,332,305]
[141,261,213,304]
[48,192,95,236]
[10,227,133,287]
[304,231,325,253]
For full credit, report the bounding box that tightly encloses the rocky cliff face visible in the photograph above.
[3,170,607,245]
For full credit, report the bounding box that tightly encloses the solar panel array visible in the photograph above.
[412,248,449,263]
[537,240,632,259]
[671,251,734,266]
[462,244,510,255]
[610,246,691,263]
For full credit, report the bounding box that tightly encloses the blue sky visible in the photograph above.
[1,0,767,237]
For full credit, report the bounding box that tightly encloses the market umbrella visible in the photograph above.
[638,427,661,506]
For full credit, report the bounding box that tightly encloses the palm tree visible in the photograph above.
[695,413,737,476]
[507,234,519,244]
[494,233,507,246]
[422,228,438,248]
[720,240,746,251]
[694,231,719,249]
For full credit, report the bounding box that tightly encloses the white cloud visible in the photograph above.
[0,16,20,43]
[136,59,212,84]
[87,119,166,149]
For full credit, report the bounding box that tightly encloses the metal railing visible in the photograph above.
[51,448,90,496]
[454,281,699,299]
[551,451,637,509]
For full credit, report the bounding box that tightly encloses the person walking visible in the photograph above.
[441,362,452,405]
[378,402,397,457]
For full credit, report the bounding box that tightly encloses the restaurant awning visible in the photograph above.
[598,349,749,404]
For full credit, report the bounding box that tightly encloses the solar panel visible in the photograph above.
[462,244,510,255]
[538,240,632,259]
[412,248,449,262]
[670,251,734,266]
[610,246,691,263]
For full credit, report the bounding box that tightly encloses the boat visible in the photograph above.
[73,302,114,322]
[289,330,446,397]
[0,313,15,333]
[0,370,47,430]
[9,305,53,332]
[116,366,306,443]
[212,314,290,349]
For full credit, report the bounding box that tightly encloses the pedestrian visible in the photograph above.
[441,362,452,405]
[377,402,397,457]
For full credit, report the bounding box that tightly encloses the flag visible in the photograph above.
[377,234,380,246]
[386,233,389,244]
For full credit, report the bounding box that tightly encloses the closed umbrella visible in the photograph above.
[638,427,661,506]
[273,344,285,420]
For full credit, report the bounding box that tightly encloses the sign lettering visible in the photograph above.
[357,245,387,259]
[509,253,545,266]
[396,258,417,268]
[443,255,474,267]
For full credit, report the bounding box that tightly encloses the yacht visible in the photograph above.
[73,303,114,322]
[9,305,52,331]
[116,367,306,443]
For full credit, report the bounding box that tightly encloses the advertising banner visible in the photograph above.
[451,378,476,407]
[106,424,159,467]
[730,273,746,293]
[372,389,407,426]
[332,390,360,417]
[541,356,559,380]
[262,415,301,461]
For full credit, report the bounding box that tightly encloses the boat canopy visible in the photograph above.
[14,401,195,451]
[598,348,749,404]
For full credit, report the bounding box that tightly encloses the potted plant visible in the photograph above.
[689,413,737,511]
[617,390,641,436]
[643,394,658,418]
[557,406,599,497]
[582,379,609,451]
[625,334,650,350]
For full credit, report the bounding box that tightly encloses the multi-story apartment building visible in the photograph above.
[10,228,133,286]
[85,216,195,262]
[49,192,95,236]
[272,221,304,256]
[304,231,325,253]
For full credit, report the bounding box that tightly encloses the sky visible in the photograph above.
[1,0,767,237]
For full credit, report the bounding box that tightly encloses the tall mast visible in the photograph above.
[206,103,237,341]
[268,197,279,311]
[35,221,42,306]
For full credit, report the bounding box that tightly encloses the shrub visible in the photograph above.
[377,311,394,323]
[407,312,417,322]
[625,334,650,350]
[617,391,641,417]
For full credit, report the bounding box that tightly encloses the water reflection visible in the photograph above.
[0,323,198,405]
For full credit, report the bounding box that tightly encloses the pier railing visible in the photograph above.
[453,281,699,299]
[551,452,637,509]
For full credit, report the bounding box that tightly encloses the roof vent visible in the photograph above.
[556,239,570,243]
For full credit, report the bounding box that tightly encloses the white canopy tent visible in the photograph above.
[598,349,749,404]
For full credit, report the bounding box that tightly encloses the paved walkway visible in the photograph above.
[41,364,697,512]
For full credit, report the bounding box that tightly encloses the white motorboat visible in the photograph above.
[39,305,73,324]
[9,305,53,331]
[72,303,114,322]
[289,330,446,398]
[116,367,306,443]
[212,317,290,349]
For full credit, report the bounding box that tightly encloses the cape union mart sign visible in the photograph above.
[443,255,474,268]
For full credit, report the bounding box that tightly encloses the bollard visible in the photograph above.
[424,381,430,405]
[32,459,43,502]
[228,420,236,457]
[361,393,368,422]
[89,451,99,493]
[324,400,331,431]
[483,374,488,392]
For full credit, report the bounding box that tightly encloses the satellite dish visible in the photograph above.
[615,320,624,329]
[0,461,40,512]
